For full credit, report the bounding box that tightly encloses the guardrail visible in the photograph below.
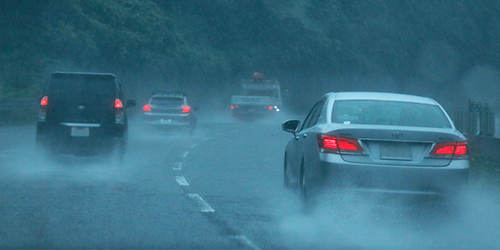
[0,98,38,124]
[453,110,496,136]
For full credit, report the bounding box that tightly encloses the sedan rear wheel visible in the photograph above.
[284,154,291,189]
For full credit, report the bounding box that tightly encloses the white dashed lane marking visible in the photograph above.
[187,193,215,213]
[175,176,189,186]
[173,162,182,171]
[171,139,260,250]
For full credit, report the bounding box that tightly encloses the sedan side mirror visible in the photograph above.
[282,120,300,134]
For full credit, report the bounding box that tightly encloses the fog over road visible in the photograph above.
[1,113,499,249]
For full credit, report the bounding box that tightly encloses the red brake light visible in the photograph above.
[182,106,191,113]
[338,138,363,151]
[231,106,235,109]
[430,142,468,156]
[143,104,151,112]
[319,135,363,153]
[40,96,48,106]
[268,106,273,110]
[323,136,338,150]
[455,142,467,155]
[115,99,123,108]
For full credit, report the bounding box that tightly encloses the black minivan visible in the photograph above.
[36,72,136,161]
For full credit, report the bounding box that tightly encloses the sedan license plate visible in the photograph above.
[71,127,89,137]
[380,144,412,160]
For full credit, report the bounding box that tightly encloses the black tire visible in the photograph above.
[284,153,290,189]
[299,166,308,206]
[113,138,126,166]
[187,125,195,136]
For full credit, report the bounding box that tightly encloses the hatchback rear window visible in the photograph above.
[331,100,452,128]
[150,97,184,106]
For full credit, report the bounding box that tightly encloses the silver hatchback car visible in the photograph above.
[142,91,198,135]
[282,92,469,203]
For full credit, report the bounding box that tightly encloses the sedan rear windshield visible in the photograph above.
[332,100,452,128]
[150,97,184,106]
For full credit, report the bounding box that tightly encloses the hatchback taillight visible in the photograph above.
[181,106,191,113]
[429,142,468,159]
[318,135,364,153]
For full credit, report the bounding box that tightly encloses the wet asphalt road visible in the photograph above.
[1,113,500,249]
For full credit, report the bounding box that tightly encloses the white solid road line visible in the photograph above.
[187,193,215,213]
[182,151,189,158]
[175,176,189,186]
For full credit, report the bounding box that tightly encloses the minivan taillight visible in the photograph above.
[429,142,468,159]
[40,96,48,106]
[318,135,364,153]
[115,99,123,108]
[115,99,125,124]
[38,96,48,121]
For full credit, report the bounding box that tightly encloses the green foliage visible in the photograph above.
[1,0,500,99]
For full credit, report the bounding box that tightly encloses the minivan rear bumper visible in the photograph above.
[36,122,126,155]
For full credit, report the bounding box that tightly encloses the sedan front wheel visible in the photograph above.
[300,166,308,205]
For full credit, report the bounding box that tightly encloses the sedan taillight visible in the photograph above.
[429,142,468,159]
[318,135,364,153]
[143,104,151,112]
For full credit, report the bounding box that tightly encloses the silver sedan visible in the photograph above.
[282,92,469,204]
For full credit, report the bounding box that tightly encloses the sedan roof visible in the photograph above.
[326,92,439,105]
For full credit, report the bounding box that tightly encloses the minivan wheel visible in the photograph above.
[113,139,126,166]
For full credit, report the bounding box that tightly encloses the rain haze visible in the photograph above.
[1,0,500,249]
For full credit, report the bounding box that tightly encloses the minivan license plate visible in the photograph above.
[71,127,89,137]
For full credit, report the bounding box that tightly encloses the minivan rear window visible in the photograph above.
[332,100,452,128]
[48,75,116,102]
